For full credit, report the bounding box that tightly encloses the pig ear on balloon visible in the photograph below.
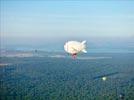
[81,40,86,44]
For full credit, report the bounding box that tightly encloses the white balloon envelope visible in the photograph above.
[64,40,87,58]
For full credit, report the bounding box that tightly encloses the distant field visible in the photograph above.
[0,53,134,100]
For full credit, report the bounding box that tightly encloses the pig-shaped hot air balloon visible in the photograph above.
[64,40,87,58]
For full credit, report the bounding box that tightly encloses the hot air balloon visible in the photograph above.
[64,40,87,58]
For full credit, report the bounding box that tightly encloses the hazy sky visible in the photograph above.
[0,0,134,51]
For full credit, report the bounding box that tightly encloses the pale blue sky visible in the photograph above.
[0,0,134,50]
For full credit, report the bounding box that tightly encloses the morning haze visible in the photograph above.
[1,1,134,100]
[1,0,134,52]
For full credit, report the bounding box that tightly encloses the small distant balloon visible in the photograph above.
[64,40,87,58]
[102,77,107,81]
[119,93,125,99]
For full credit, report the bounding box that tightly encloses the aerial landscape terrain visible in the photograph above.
[0,50,134,100]
[1,0,134,100]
